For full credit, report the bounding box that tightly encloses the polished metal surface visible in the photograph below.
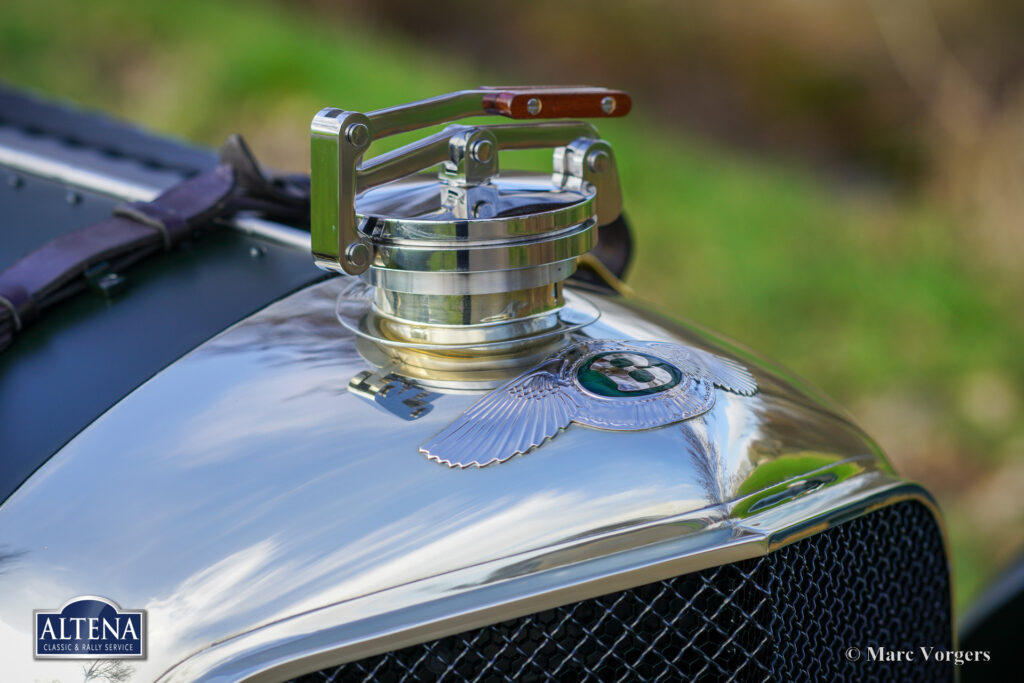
[311,118,605,332]
[0,277,934,682]
[185,479,940,683]
[353,168,600,336]
[309,88,625,333]
[373,282,564,327]
[310,108,373,274]
[552,136,622,226]
[334,278,602,361]
[355,122,599,195]
[355,172,596,241]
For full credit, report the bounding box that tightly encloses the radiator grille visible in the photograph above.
[293,501,951,682]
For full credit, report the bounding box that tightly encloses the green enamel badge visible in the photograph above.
[577,351,682,398]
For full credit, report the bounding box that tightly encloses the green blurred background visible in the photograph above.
[4,0,1022,612]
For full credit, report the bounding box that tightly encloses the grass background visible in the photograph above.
[4,0,1023,613]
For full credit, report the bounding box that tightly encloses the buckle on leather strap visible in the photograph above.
[113,201,188,250]
[0,283,35,332]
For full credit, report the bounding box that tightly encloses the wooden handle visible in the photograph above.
[481,86,631,119]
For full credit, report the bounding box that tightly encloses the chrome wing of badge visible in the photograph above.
[420,340,757,467]
[421,358,582,468]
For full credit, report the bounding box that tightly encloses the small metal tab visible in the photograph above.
[84,261,128,298]
[349,369,438,421]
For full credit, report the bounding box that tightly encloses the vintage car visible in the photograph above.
[0,84,999,681]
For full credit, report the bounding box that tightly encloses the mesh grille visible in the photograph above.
[770,501,951,681]
[293,501,951,682]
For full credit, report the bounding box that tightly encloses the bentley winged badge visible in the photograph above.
[421,340,757,467]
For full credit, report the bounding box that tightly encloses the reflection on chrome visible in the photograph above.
[0,277,935,682]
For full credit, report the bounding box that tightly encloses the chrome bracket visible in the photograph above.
[310,109,373,275]
[440,127,500,219]
[553,138,622,227]
[349,369,438,421]
[441,127,499,186]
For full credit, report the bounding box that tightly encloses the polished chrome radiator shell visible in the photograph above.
[0,278,953,682]
[291,501,951,682]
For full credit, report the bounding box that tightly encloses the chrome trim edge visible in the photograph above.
[161,470,937,682]
[0,126,314,252]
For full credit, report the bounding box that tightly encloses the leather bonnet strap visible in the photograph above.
[0,163,237,353]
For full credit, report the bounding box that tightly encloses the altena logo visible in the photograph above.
[34,596,146,659]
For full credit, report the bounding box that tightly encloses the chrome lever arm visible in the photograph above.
[356,122,601,193]
[367,86,629,139]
